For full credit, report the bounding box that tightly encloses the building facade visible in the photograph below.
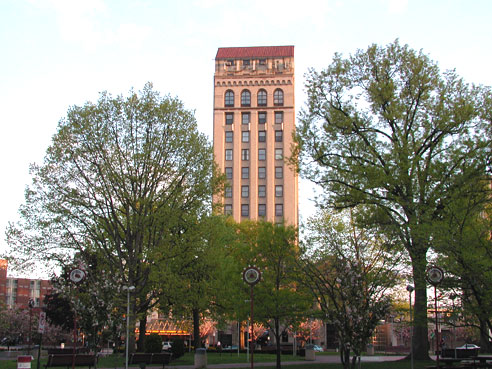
[0,259,52,309]
[213,46,298,227]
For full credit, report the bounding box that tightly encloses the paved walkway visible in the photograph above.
[121,355,407,369]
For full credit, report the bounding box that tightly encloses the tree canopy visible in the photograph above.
[301,209,400,369]
[294,40,491,359]
[6,83,219,350]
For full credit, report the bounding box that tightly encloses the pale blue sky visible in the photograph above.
[1,0,491,266]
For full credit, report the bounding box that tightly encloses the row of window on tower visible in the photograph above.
[225,166,283,180]
[225,130,283,143]
[225,185,284,199]
[225,148,283,161]
[224,203,284,217]
[225,111,283,125]
[225,88,284,107]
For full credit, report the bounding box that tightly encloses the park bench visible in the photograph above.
[47,348,90,355]
[44,354,97,369]
[128,352,172,368]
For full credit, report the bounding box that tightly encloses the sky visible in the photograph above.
[1,0,491,276]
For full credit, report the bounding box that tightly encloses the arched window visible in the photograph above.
[241,90,251,107]
[225,90,234,107]
[257,89,267,106]
[274,89,284,106]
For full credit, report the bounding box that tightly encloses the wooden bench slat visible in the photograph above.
[44,354,96,369]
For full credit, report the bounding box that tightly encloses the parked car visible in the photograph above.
[312,345,324,352]
[456,344,480,350]
[162,341,173,350]
[222,345,238,351]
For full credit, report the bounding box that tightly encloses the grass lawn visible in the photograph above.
[0,352,435,369]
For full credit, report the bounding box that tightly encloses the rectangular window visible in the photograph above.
[258,204,266,217]
[241,185,249,198]
[258,167,266,179]
[258,130,266,142]
[243,59,250,66]
[275,148,283,160]
[275,185,283,197]
[275,130,283,142]
[275,166,283,179]
[242,167,249,179]
[258,149,266,161]
[225,167,233,179]
[242,112,250,124]
[241,204,249,217]
[242,131,250,143]
[258,185,266,197]
[225,112,234,125]
[225,149,233,161]
[242,149,249,161]
[275,204,283,216]
[225,204,232,215]
[258,112,267,124]
[225,131,233,143]
[275,111,283,124]
[225,186,232,198]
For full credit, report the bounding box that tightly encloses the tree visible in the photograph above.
[435,181,492,352]
[293,40,491,359]
[44,255,121,350]
[300,209,400,369]
[6,83,219,351]
[0,303,32,348]
[235,221,313,369]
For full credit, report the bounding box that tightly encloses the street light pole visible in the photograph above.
[28,299,34,355]
[406,285,414,369]
[123,286,135,369]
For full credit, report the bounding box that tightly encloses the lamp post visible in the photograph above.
[28,299,34,355]
[406,285,414,369]
[122,286,135,369]
[449,293,457,349]
[427,266,444,369]
[243,266,261,369]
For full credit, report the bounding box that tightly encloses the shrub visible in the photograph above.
[171,339,185,359]
[144,333,162,353]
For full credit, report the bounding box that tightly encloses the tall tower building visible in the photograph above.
[213,46,298,227]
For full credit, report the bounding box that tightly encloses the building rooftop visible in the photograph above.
[216,46,294,59]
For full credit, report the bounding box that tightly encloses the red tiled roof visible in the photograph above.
[216,46,294,59]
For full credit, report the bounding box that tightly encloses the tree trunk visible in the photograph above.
[479,319,492,353]
[411,250,430,360]
[340,343,350,369]
[275,318,281,369]
[137,317,146,352]
[193,308,201,349]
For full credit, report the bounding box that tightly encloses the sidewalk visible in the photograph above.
[101,355,407,369]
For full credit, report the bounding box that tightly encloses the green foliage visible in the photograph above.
[233,220,314,369]
[4,82,219,351]
[171,338,185,358]
[301,209,401,369]
[294,39,491,359]
[144,333,163,353]
[434,184,492,351]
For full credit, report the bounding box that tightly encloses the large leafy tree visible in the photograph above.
[6,83,218,351]
[301,209,400,369]
[436,181,492,352]
[152,214,237,349]
[293,40,491,359]
[235,221,313,369]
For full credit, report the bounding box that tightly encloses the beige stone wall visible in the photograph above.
[213,50,298,227]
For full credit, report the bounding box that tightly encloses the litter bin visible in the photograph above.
[17,356,33,369]
[305,344,316,361]
[367,343,374,356]
[194,348,207,368]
